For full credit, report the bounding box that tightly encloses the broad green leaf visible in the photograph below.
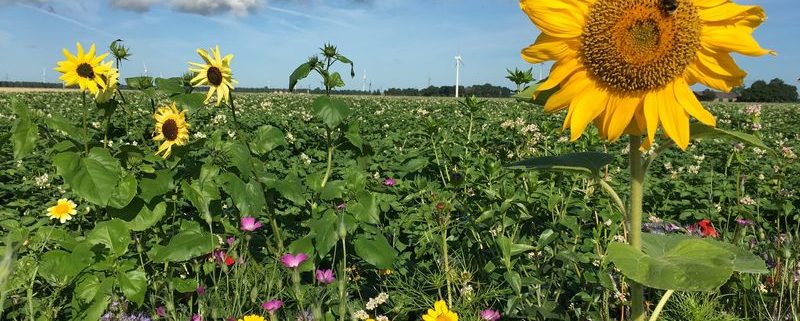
[312,96,350,129]
[345,124,363,151]
[125,76,153,90]
[155,77,184,95]
[402,158,429,173]
[309,210,339,258]
[118,269,147,306]
[108,174,137,209]
[349,191,379,225]
[320,180,346,200]
[643,234,767,274]
[506,152,614,176]
[87,219,131,257]
[111,198,167,231]
[690,123,770,150]
[52,148,123,206]
[289,62,312,92]
[221,174,266,217]
[74,274,101,303]
[224,142,252,175]
[504,270,522,295]
[353,233,397,269]
[171,278,199,293]
[275,173,305,205]
[77,277,113,321]
[607,234,735,291]
[181,164,220,225]
[325,72,345,89]
[334,54,355,77]
[250,125,286,155]
[151,222,215,263]
[171,93,205,111]
[11,99,38,160]
[39,243,94,286]
[44,115,81,139]
[139,169,175,202]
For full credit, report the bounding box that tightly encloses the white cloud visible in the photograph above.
[108,0,157,13]
[109,0,261,15]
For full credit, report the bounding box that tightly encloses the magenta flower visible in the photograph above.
[280,253,308,268]
[226,235,235,246]
[383,177,396,187]
[261,299,283,314]
[155,306,166,317]
[480,309,501,321]
[316,269,336,284]
[735,218,753,226]
[336,203,347,210]
[191,314,202,321]
[240,216,263,231]
[196,285,206,296]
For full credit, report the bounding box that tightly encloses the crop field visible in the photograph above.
[1,89,798,320]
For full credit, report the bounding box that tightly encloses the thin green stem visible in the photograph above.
[647,290,674,321]
[629,135,646,321]
[338,232,348,321]
[82,91,88,154]
[442,222,453,304]
[269,216,285,254]
[596,176,627,219]
[321,129,334,188]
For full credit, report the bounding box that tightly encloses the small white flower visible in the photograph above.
[353,310,369,320]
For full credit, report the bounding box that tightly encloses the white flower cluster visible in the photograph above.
[34,173,51,189]
[212,114,227,125]
[366,292,389,310]
[353,310,369,320]
[739,195,756,206]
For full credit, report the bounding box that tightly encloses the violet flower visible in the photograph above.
[735,217,753,226]
[280,253,308,268]
[480,309,501,321]
[262,299,283,314]
[240,216,263,232]
[383,177,396,187]
[155,306,166,317]
[316,269,336,284]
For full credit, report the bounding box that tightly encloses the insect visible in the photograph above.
[660,0,678,16]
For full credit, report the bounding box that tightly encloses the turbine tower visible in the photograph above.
[362,70,367,92]
[143,63,148,76]
[454,55,463,98]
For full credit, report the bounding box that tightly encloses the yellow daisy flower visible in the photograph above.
[95,67,119,103]
[188,46,236,106]
[521,0,773,149]
[238,315,266,321]
[422,300,458,321]
[55,42,112,95]
[152,103,190,159]
[47,198,77,224]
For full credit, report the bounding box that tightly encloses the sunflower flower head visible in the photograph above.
[47,198,77,224]
[152,103,190,159]
[55,42,112,95]
[95,67,119,104]
[521,0,773,149]
[188,46,236,106]
[422,300,458,321]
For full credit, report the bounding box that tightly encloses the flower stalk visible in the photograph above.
[629,134,645,321]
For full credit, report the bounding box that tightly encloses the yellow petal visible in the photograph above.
[568,85,609,141]
[604,95,640,141]
[673,77,716,127]
[643,90,661,145]
[543,69,591,112]
[536,58,581,93]
[658,83,690,150]
[520,0,587,38]
[521,33,579,64]
[702,24,774,57]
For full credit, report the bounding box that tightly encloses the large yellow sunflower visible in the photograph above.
[47,198,77,224]
[95,67,119,104]
[55,43,112,95]
[188,46,236,106]
[152,103,190,159]
[422,300,458,321]
[521,0,772,149]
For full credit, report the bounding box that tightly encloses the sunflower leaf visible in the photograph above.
[506,152,614,177]
[289,62,313,92]
[312,95,350,129]
[11,99,38,160]
[690,123,770,151]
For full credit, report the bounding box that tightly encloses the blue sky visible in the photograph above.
[0,0,797,90]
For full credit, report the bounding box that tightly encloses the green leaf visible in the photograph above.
[52,148,122,206]
[221,174,266,217]
[125,76,153,90]
[74,274,101,303]
[11,99,38,160]
[87,219,131,257]
[155,77,184,95]
[312,96,350,129]
[108,174,137,209]
[289,62,312,92]
[506,152,614,177]
[325,72,346,89]
[345,124,363,151]
[181,164,220,225]
[353,233,397,268]
[512,83,539,101]
[644,234,767,274]
[171,278,199,293]
[606,234,735,291]
[118,269,147,306]
[250,125,286,155]
[44,115,81,139]
[111,198,167,232]
[139,169,175,202]
[39,243,94,286]
[402,158,429,173]
[320,180,346,201]
[276,173,306,205]
[172,93,205,111]
[334,54,355,77]
[151,222,215,263]
[350,191,380,225]
[690,123,770,150]
[309,211,339,258]
[224,141,253,175]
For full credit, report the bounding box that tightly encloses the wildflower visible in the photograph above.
[196,285,206,296]
[225,255,235,266]
[521,0,772,149]
[189,46,236,106]
[366,292,389,310]
[227,235,235,246]
[238,315,265,321]
[480,309,501,321]
[336,203,347,210]
[315,269,335,284]
[192,314,202,321]
[383,177,396,187]
[353,310,369,320]
[735,218,753,226]
[697,219,719,238]
[55,42,112,95]
[47,198,77,223]
[422,300,458,321]
[155,306,166,317]
[240,216,263,232]
[152,103,190,159]
[261,299,283,314]
[375,316,388,321]
[740,196,756,206]
[280,253,308,268]
[95,67,119,103]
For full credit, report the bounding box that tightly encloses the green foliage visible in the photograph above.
[738,78,799,102]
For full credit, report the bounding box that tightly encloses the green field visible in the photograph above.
[1,92,798,320]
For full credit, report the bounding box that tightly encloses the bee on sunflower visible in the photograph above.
[520,0,773,150]
[188,46,236,106]
[152,103,190,159]
[55,42,113,95]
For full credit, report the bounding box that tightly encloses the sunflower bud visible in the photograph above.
[109,39,132,61]
[321,43,338,58]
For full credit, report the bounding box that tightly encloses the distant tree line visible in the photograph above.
[384,84,513,98]
[0,81,64,88]
[736,78,799,102]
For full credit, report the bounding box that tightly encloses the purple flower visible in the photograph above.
[480,309,501,321]
[226,235,235,246]
[735,218,753,226]
[240,216,263,231]
[336,203,347,210]
[196,285,206,296]
[191,314,202,321]
[280,253,308,268]
[383,177,396,187]
[262,299,283,313]
[315,269,336,284]
[213,249,226,262]
[155,306,166,317]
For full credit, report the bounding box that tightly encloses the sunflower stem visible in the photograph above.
[629,134,646,321]
[81,91,89,154]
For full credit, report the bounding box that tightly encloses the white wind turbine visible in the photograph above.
[454,54,464,98]
[362,70,367,92]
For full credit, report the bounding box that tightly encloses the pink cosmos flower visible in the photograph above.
[261,299,283,313]
[383,177,396,187]
[480,309,501,321]
[240,216,263,231]
[316,269,336,284]
[280,253,308,268]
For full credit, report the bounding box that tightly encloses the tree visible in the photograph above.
[696,89,717,102]
[505,67,534,92]
[738,78,799,102]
